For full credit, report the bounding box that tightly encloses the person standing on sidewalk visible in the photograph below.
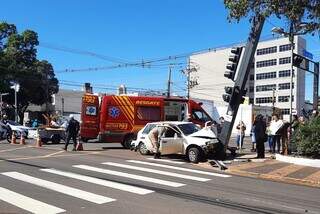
[64,114,80,151]
[254,114,266,158]
[236,121,246,150]
[250,121,256,152]
[270,115,283,153]
[266,123,273,153]
[280,122,290,155]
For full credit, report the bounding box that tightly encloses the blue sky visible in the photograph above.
[1,0,319,99]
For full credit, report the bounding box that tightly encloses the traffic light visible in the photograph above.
[224,47,243,81]
[293,54,304,67]
[292,53,309,71]
[222,86,233,103]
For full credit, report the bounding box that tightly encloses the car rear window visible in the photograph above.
[142,124,157,134]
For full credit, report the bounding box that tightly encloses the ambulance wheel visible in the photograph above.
[81,137,88,143]
[51,134,61,144]
[138,142,150,155]
[187,147,202,163]
[41,138,49,144]
[122,135,134,149]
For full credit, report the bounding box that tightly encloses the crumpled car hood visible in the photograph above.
[188,127,217,139]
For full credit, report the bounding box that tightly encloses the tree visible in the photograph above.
[224,0,320,35]
[293,116,320,158]
[0,22,59,123]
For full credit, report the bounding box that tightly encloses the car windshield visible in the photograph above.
[177,123,200,136]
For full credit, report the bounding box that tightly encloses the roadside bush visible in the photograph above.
[293,117,320,158]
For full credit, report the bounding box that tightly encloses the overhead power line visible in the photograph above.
[40,42,131,64]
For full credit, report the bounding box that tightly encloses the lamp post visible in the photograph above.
[271,23,305,124]
[10,83,20,122]
[0,93,9,118]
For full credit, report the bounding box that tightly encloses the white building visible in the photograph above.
[190,36,307,121]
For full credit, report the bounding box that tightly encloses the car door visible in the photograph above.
[160,126,183,155]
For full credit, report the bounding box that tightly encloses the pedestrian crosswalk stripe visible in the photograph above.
[73,165,185,188]
[146,158,186,164]
[102,162,211,182]
[2,172,114,204]
[0,187,65,214]
[41,168,153,195]
[127,160,232,178]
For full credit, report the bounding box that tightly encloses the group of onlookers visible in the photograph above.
[234,110,319,158]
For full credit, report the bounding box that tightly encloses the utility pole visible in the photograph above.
[10,83,20,122]
[0,93,9,118]
[61,97,65,116]
[187,60,191,99]
[183,60,198,100]
[289,21,294,125]
[313,62,319,110]
[167,65,172,97]
[45,68,49,114]
[272,87,276,114]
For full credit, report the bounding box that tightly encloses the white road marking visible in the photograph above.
[2,172,114,204]
[0,146,33,153]
[0,187,65,214]
[73,165,185,188]
[44,150,65,157]
[41,168,153,195]
[146,158,186,164]
[127,160,232,178]
[102,162,210,182]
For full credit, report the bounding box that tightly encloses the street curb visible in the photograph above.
[276,154,320,168]
[226,168,320,188]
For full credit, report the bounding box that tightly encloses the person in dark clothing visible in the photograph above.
[254,114,266,158]
[64,114,80,151]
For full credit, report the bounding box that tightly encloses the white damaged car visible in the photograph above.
[132,121,223,163]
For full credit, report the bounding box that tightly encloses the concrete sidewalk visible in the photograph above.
[202,137,320,188]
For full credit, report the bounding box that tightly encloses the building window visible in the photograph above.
[256,72,277,80]
[256,84,276,92]
[257,46,277,55]
[279,57,291,65]
[256,97,273,104]
[278,95,294,102]
[249,86,254,93]
[256,59,277,68]
[250,74,254,81]
[279,69,294,77]
[249,98,254,104]
[279,44,293,52]
[281,108,290,115]
[278,82,294,90]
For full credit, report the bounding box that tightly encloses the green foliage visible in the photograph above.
[224,0,320,35]
[0,22,59,122]
[293,117,320,158]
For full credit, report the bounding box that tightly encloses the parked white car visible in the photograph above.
[132,121,223,163]
[7,120,33,138]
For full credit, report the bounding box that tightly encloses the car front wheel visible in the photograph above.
[187,147,202,163]
[138,142,149,155]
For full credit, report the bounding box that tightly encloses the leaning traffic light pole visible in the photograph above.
[219,16,265,151]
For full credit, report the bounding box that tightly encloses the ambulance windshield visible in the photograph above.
[192,110,211,122]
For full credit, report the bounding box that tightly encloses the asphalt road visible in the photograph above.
[0,141,319,214]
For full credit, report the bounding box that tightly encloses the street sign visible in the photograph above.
[303,49,313,60]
